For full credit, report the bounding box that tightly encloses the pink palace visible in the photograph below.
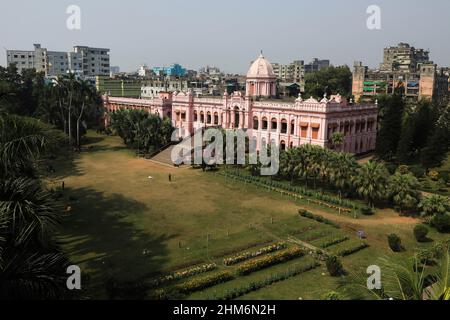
[103,54,378,154]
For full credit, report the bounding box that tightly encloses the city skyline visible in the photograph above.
[1,0,450,73]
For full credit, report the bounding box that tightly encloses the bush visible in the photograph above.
[325,255,345,276]
[236,247,303,276]
[211,262,320,300]
[431,214,450,233]
[413,224,429,242]
[336,242,369,257]
[223,242,286,266]
[298,209,340,228]
[359,206,374,216]
[388,234,404,252]
[176,271,234,294]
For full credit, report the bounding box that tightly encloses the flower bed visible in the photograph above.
[211,239,274,260]
[210,261,320,300]
[298,209,340,229]
[147,263,217,288]
[223,242,287,266]
[176,271,235,295]
[317,236,350,249]
[219,170,360,217]
[335,242,369,257]
[236,246,304,276]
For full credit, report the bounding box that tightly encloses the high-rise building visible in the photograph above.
[272,60,305,92]
[304,58,330,73]
[379,43,430,73]
[6,43,110,78]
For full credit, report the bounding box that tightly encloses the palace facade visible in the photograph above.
[103,54,378,154]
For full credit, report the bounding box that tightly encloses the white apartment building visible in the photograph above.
[6,44,110,77]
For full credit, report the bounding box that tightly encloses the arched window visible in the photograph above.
[253,116,259,130]
[193,111,198,122]
[207,112,212,124]
[214,112,219,125]
[200,111,205,123]
[280,140,286,151]
[290,120,295,135]
[262,117,268,130]
[281,119,288,134]
[271,118,277,131]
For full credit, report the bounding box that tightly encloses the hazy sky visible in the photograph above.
[1,0,449,73]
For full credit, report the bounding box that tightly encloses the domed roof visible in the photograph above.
[247,53,275,78]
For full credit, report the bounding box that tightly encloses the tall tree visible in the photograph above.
[353,161,389,207]
[304,66,352,98]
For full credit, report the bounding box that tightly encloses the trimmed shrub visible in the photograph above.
[176,271,234,294]
[413,224,429,242]
[431,214,450,233]
[388,234,404,252]
[223,242,286,266]
[325,255,345,276]
[298,209,340,228]
[336,242,369,257]
[147,263,217,288]
[318,236,349,249]
[211,262,320,300]
[236,247,304,276]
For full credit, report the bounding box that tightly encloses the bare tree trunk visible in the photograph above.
[68,93,73,146]
[77,102,86,147]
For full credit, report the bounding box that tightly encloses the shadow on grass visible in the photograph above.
[59,187,172,299]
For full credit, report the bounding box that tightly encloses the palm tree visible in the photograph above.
[340,253,450,300]
[353,161,389,207]
[280,148,300,184]
[0,113,69,299]
[330,132,345,151]
[329,152,357,198]
[389,172,422,214]
[419,195,450,217]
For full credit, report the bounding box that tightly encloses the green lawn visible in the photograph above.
[51,132,448,299]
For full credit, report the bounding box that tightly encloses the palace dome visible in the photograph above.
[247,53,275,78]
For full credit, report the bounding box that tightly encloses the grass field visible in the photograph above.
[50,132,448,299]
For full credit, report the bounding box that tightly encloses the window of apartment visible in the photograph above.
[253,117,259,130]
[271,118,277,131]
[281,120,288,134]
[300,123,308,138]
[311,125,320,140]
[262,117,268,130]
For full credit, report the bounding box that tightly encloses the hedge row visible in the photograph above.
[236,247,304,276]
[336,242,369,257]
[220,170,362,216]
[175,271,235,295]
[298,209,340,229]
[147,263,217,288]
[210,261,320,300]
[223,242,287,266]
[318,236,350,249]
